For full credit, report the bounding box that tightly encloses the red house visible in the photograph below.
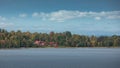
[34,40,58,47]
[34,40,46,46]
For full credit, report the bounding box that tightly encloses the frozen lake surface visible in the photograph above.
[0,48,120,68]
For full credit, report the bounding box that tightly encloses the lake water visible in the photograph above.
[0,48,120,68]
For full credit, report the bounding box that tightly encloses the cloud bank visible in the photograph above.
[32,10,120,22]
[0,22,14,28]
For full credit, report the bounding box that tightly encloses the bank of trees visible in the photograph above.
[0,28,120,48]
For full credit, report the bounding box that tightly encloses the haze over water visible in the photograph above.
[0,48,120,68]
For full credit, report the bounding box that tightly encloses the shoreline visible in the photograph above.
[0,47,120,50]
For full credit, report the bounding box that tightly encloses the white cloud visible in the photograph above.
[19,13,27,18]
[32,10,120,22]
[95,17,101,20]
[32,12,39,17]
[107,15,120,19]
[33,10,87,22]
[0,22,14,28]
[47,10,80,22]
[0,16,6,21]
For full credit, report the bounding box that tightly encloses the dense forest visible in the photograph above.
[0,28,120,48]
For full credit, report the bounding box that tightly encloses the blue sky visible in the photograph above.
[0,0,120,36]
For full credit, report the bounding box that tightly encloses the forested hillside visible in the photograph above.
[0,28,120,48]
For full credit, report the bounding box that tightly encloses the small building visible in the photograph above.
[34,40,58,47]
[34,40,46,46]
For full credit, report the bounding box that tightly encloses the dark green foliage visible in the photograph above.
[0,28,120,48]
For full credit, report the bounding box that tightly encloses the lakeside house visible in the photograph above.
[34,40,58,47]
[34,40,46,46]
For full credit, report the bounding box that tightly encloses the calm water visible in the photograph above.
[0,48,120,68]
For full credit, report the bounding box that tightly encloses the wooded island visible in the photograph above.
[0,28,120,48]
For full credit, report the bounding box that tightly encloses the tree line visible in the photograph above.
[0,28,120,48]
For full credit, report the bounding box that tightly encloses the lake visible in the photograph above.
[0,48,120,68]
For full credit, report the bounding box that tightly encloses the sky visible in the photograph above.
[0,0,120,36]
